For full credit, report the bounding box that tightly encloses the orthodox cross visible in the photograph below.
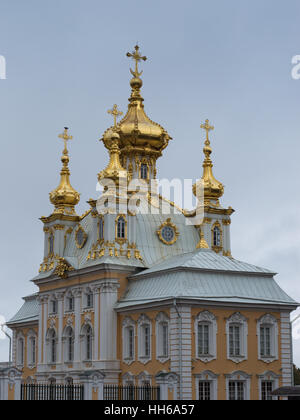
[107,104,123,127]
[200,119,214,142]
[126,44,147,77]
[58,127,73,153]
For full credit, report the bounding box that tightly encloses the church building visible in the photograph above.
[5,45,298,400]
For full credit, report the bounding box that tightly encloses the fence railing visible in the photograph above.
[103,385,160,400]
[21,384,84,401]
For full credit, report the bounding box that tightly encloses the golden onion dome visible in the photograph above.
[193,119,224,203]
[101,45,171,159]
[49,128,80,215]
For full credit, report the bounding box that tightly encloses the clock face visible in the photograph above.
[161,226,175,243]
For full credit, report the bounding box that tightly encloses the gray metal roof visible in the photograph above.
[132,249,274,277]
[7,295,39,326]
[116,257,297,309]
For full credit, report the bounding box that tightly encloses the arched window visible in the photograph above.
[17,337,24,366]
[49,233,54,255]
[122,317,136,364]
[116,216,126,240]
[195,311,217,363]
[98,217,104,241]
[82,324,93,361]
[85,288,93,309]
[138,315,151,363]
[47,329,57,364]
[28,333,37,367]
[156,312,170,362]
[213,226,221,247]
[140,163,148,180]
[64,326,74,363]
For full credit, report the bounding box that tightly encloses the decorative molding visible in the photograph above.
[195,311,217,363]
[157,218,179,246]
[226,312,248,364]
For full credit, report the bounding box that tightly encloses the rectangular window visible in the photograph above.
[229,325,241,356]
[260,326,271,357]
[67,297,74,312]
[128,327,134,359]
[228,381,244,400]
[199,381,211,400]
[31,338,36,365]
[198,323,209,355]
[86,293,93,308]
[51,300,57,314]
[162,323,168,357]
[144,326,150,358]
[261,381,273,400]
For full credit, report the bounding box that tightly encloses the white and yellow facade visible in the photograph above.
[5,45,298,400]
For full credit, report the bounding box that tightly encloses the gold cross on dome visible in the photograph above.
[201,119,214,142]
[126,44,147,78]
[107,104,123,127]
[58,127,73,153]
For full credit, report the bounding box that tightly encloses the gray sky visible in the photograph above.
[1,0,300,365]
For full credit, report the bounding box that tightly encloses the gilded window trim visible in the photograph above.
[211,221,223,253]
[115,214,128,245]
[157,218,179,246]
[75,225,88,249]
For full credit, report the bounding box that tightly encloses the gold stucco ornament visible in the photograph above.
[54,257,74,279]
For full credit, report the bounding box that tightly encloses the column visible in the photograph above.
[99,280,119,360]
[170,305,192,400]
[42,296,49,365]
[37,296,43,365]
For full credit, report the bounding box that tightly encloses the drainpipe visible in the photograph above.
[173,299,182,400]
[1,325,12,367]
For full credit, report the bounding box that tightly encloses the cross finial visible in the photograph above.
[201,119,214,143]
[107,104,123,127]
[126,44,147,78]
[58,127,73,153]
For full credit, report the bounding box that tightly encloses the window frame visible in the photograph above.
[195,371,218,401]
[138,314,152,364]
[155,312,170,363]
[195,311,217,363]
[226,313,248,363]
[257,314,278,363]
[122,317,136,365]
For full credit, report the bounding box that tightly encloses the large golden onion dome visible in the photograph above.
[49,128,80,215]
[101,45,171,160]
[193,119,224,204]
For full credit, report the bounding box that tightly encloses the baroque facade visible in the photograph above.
[6,45,298,400]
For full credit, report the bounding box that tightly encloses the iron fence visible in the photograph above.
[103,384,160,400]
[21,384,84,401]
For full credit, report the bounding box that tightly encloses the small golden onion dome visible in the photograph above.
[193,119,224,203]
[49,128,80,215]
[98,130,127,183]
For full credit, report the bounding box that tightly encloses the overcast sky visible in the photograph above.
[1,0,300,366]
